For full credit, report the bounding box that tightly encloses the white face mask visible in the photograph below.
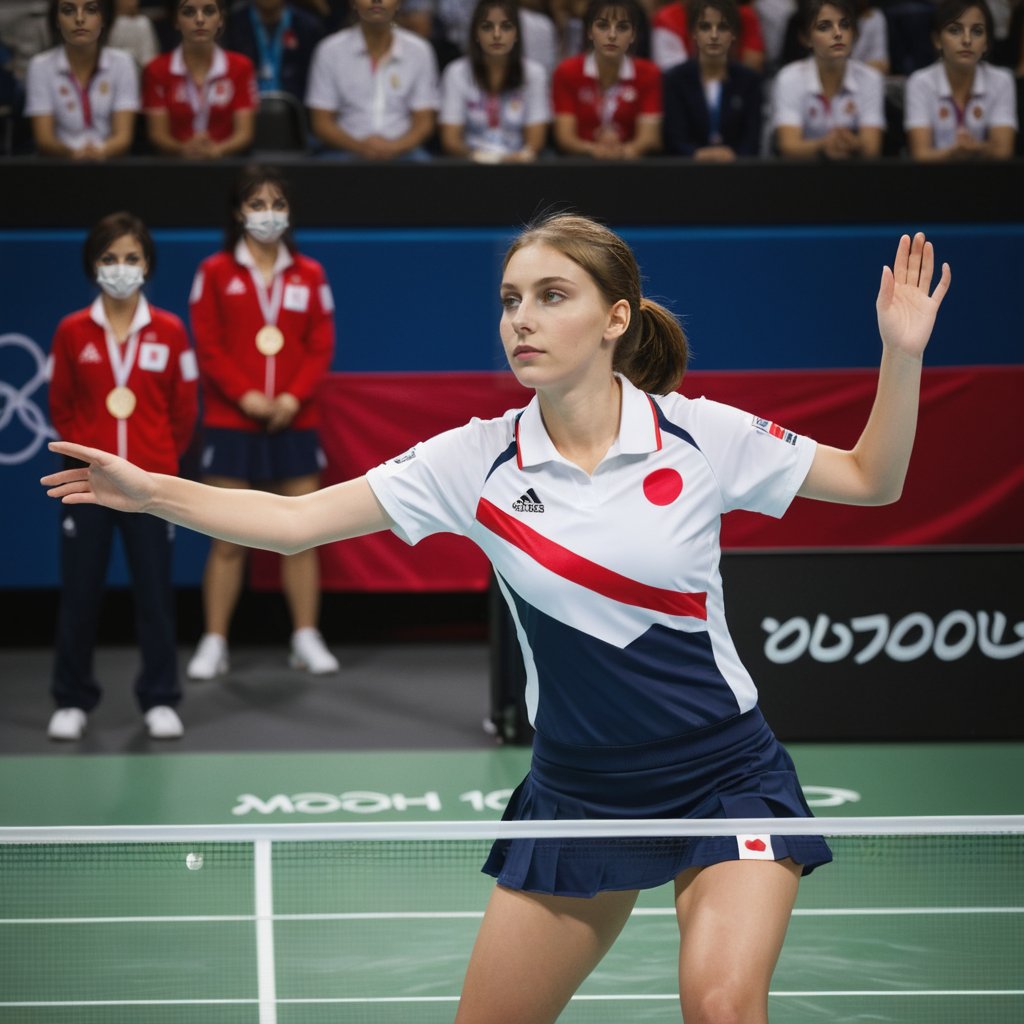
[96,263,145,300]
[244,211,290,244]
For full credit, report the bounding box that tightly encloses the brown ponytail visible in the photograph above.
[504,213,688,396]
[614,298,688,395]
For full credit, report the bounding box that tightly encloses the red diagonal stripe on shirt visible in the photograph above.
[476,498,707,619]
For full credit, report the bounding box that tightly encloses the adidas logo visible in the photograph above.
[225,277,247,295]
[512,488,544,513]
[79,342,103,364]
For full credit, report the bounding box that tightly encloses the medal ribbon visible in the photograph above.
[104,326,141,458]
[184,71,215,135]
[598,82,624,137]
[247,266,285,396]
[66,70,96,130]
[251,5,292,91]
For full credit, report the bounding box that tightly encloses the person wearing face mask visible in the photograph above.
[186,164,339,681]
[46,211,199,742]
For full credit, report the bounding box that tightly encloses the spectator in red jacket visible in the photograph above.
[552,0,662,157]
[142,0,257,157]
[187,164,339,681]
[46,211,199,742]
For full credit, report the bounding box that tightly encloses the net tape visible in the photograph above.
[2,815,1022,844]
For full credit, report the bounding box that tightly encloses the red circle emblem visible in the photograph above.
[643,468,683,506]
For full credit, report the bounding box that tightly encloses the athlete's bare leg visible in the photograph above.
[674,858,801,1023]
[455,884,639,1024]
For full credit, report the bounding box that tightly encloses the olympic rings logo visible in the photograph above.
[0,333,57,466]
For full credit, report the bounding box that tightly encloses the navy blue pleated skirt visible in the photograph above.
[482,707,832,897]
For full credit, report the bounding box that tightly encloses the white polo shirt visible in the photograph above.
[366,375,816,747]
[904,61,1018,147]
[305,26,439,140]
[771,56,884,137]
[25,45,139,150]
[440,56,551,155]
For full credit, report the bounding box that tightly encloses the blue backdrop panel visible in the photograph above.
[2,223,1021,588]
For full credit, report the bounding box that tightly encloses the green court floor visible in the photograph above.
[1,744,1022,1022]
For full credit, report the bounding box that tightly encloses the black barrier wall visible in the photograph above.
[2,158,1023,227]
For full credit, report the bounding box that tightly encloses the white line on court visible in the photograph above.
[3,906,1022,925]
[2,991,1023,1008]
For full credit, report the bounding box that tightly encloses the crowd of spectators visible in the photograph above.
[1,0,1020,159]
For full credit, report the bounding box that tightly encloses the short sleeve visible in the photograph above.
[24,53,54,117]
[439,60,468,126]
[684,397,817,517]
[552,60,577,115]
[408,41,440,111]
[903,69,932,130]
[857,63,885,128]
[305,38,338,110]
[142,57,167,111]
[770,62,804,128]
[637,61,663,116]
[365,416,515,545]
[523,60,551,124]
[989,67,1019,129]
[111,51,141,112]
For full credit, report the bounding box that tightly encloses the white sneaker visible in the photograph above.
[144,705,184,739]
[290,628,339,675]
[187,633,229,680]
[47,708,87,740]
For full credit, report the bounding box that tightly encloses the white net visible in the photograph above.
[1,816,1021,1023]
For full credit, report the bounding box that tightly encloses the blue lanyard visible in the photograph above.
[250,4,292,92]
[706,84,722,144]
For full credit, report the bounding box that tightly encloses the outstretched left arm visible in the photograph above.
[797,232,951,506]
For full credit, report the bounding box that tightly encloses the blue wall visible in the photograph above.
[2,223,1021,587]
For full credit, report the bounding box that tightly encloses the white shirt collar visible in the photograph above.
[355,26,403,61]
[89,293,152,333]
[56,44,114,77]
[803,56,859,97]
[234,238,294,275]
[515,374,662,469]
[170,44,228,79]
[937,60,989,100]
[583,51,636,82]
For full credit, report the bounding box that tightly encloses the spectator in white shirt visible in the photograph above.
[25,0,139,158]
[305,0,439,159]
[440,0,551,160]
[904,0,1017,160]
[108,0,159,67]
[772,0,884,158]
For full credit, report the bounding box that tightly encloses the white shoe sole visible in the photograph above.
[289,653,339,675]
[186,660,228,681]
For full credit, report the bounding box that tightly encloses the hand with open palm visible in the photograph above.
[875,232,952,361]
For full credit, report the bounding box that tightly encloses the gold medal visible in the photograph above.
[255,325,285,356]
[106,386,137,419]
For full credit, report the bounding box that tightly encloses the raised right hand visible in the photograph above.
[41,442,157,513]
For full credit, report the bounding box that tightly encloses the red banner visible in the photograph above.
[252,367,1024,592]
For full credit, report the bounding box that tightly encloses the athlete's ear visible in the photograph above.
[604,298,630,342]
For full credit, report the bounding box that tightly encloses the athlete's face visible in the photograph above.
[95,233,149,278]
[936,7,987,67]
[693,7,735,60]
[588,7,635,60]
[240,182,289,219]
[56,1,105,48]
[499,243,629,394]
[476,7,517,58]
[807,4,854,61]
[176,1,223,43]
